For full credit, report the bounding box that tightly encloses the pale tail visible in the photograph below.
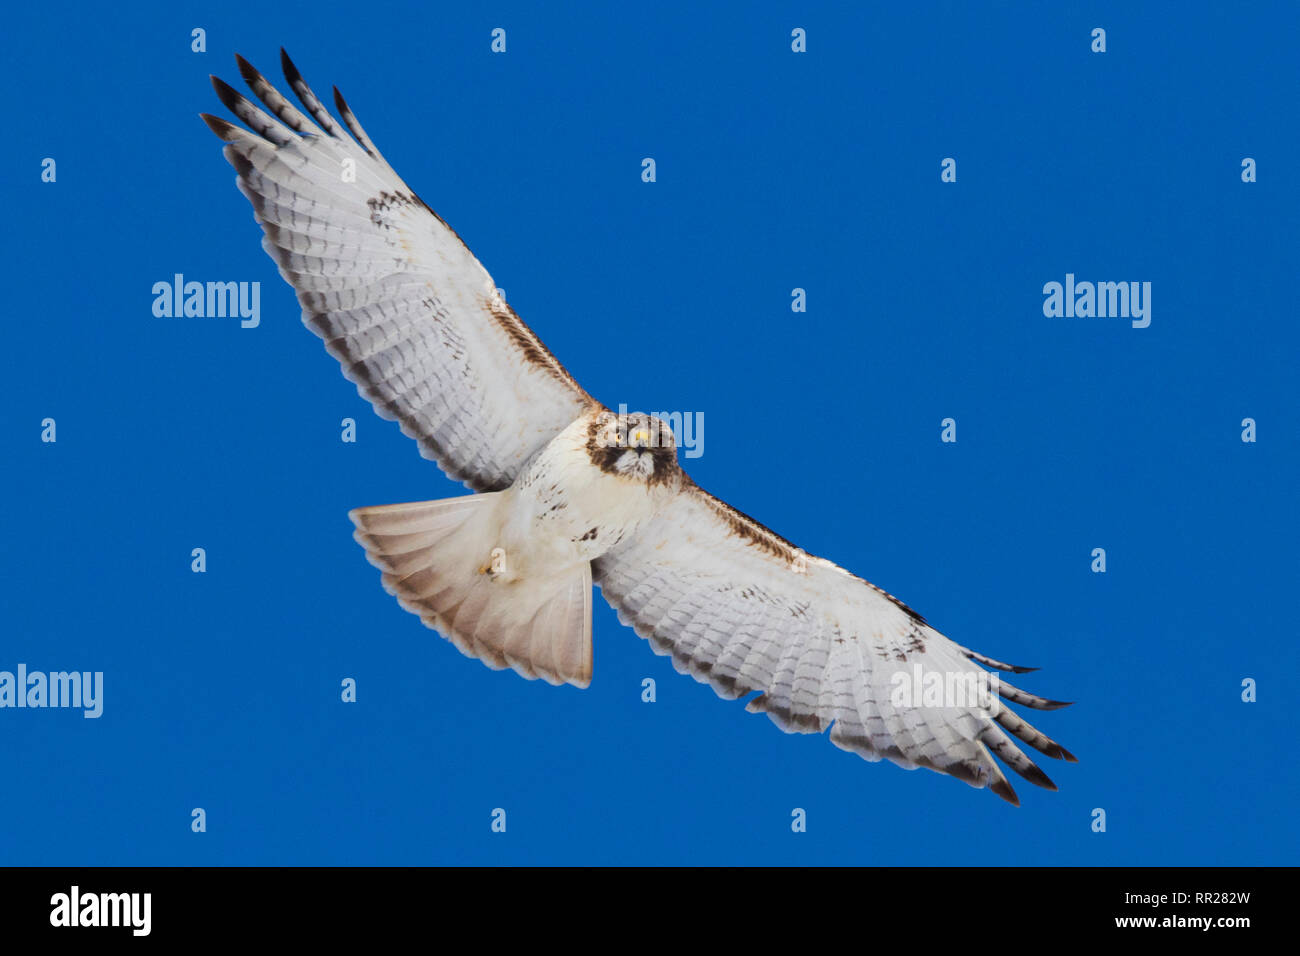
[349,495,593,687]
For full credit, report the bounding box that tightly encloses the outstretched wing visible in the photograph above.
[593,481,1076,805]
[202,50,592,491]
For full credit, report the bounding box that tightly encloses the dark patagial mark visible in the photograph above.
[690,482,927,626]
[366,189,419,228]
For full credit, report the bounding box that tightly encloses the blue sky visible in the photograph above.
[2,1,1296,865]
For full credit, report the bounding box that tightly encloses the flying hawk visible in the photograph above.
[201,50,1075,805]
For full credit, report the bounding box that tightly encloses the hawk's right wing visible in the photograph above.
[202,50,593,491]
[593,479,1076,805]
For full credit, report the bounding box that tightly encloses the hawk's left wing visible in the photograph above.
[201,51,594,492]
[593,480,1075,805]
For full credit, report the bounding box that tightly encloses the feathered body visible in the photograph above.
[350,409,681,687]
[502,409,683,573]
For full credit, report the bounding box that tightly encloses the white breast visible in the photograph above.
[497,412,671,577]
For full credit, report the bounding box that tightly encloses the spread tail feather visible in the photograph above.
[349,494,593,687]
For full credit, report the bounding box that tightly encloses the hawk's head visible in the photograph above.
[587,410,679,485]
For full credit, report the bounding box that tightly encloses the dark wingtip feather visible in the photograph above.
[209,75,244,113]
[276,47,341,137]
[990,778,1020,806]
[333,85,349,114]
[1020,762,1058,791]
[200,112,238,140]
[998,678,1075,711]
[1059,746,1079,764]
[963,649,1039,674]
[1039,743,1072,761]
[235,53,260,83]
[280,47,301,84]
